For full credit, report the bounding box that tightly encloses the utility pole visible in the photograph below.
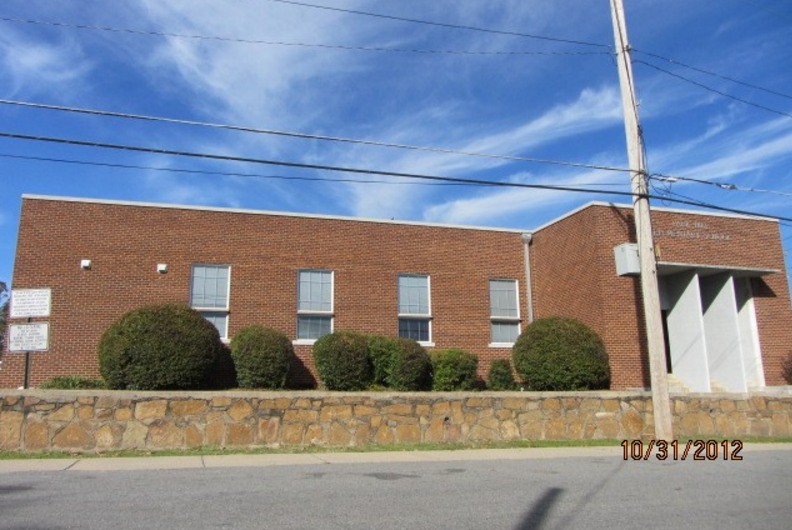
[609,0,673,440]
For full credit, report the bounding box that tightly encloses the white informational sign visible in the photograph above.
[10,288,52,318]
[9,323,50,352]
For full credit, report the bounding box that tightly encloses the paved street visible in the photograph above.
[0,446,790,530]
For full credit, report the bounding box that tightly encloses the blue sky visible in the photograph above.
[1,0,791,288]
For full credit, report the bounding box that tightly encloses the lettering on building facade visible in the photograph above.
[654,220,731,241]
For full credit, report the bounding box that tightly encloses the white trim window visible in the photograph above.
[489,279,520,346]
[190,264,230,339]
[296,269,334,343]
[398,274,432,345]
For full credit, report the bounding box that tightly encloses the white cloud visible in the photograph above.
[337,85,625,220]
[0,28,92,97]
[139,156,244,208]
[422,168,624,226]
[133,0,379,130]
[650,115,792,183]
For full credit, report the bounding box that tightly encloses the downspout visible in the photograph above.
[522,233,535,324]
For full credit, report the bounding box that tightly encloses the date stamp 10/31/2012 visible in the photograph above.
[621,440,744,461]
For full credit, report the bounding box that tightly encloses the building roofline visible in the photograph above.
[21,194,528,234]
[532,201,777,234]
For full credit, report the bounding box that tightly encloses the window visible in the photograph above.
[191,264,230,339]
[398,274,432,344]
[490,279,520,345]
[297,270,333,341]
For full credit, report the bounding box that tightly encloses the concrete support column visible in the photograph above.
[700,273,748,393]
[664,271,710,392]
[735,278,765,388]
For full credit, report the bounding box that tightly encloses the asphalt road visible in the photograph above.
[0,448,790,530]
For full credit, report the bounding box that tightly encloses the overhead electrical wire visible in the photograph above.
[265,0,610,49]
[651,173,792,198]
[632,49,792,101]
[0,152,630,188]
[0,130,636,197]
[633,60,792,120]
[1,129,790,223]
[649,184,792,229]
[0,16,610,57]
[0,98,632,174]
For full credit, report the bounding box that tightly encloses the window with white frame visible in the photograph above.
[489,279,520,345]
[190,264,230,339]
[398,274,432,343]
[297,269,333,341]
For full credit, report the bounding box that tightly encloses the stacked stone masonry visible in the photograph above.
[1,390,789,453]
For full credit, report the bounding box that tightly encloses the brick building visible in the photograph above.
[2,195,790,391]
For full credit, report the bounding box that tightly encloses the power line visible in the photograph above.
[0,130,637,197]
[0,152,630,188]
[1,129,790,222]
[632,49,792,101]
[0,16,610,58]
[265,0,610,49]
[650,184,792,226]
[633,59,792,120]
[651,173,792,198]
[0,98,632,174]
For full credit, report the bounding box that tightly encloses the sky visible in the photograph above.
[0,0,791,289]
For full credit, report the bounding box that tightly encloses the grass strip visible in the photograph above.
[2,436,790,460]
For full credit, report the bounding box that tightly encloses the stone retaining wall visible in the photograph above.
[1,390,790,453]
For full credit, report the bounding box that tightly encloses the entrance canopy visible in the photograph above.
[657,262,778,278]
[657,263,777,393]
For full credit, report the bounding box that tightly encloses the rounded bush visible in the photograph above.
[368,335,402,386]
[430,348,478,391]
[98,303,223,390]
[487,359,518,391]
[230,326,292,389]
[388,339,432,391]
[312,331,373,390]
[783,352,792,384]
[512,317,610,391]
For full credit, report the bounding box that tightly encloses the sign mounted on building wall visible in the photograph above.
[8,323,50,352]
[10,288,52,319]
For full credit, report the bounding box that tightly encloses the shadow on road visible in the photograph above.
[513,487,564,530]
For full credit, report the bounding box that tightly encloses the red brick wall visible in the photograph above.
[2,198,526,388]
[531,204,792,389]
[5,198,790,391]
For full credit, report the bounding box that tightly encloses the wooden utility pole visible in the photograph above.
[609,0,674,440]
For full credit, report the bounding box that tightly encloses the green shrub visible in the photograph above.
[39,376,106,390]
[312,331,373,390]
[368,335,402,386]
[208,343,238,390]
[388,339,432,391]
[487,359,518,391]
[512,317,610,391]
[98,303,223,390]
[230,326,292,389]
[430,348,478,391]
[783,352,792,384]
